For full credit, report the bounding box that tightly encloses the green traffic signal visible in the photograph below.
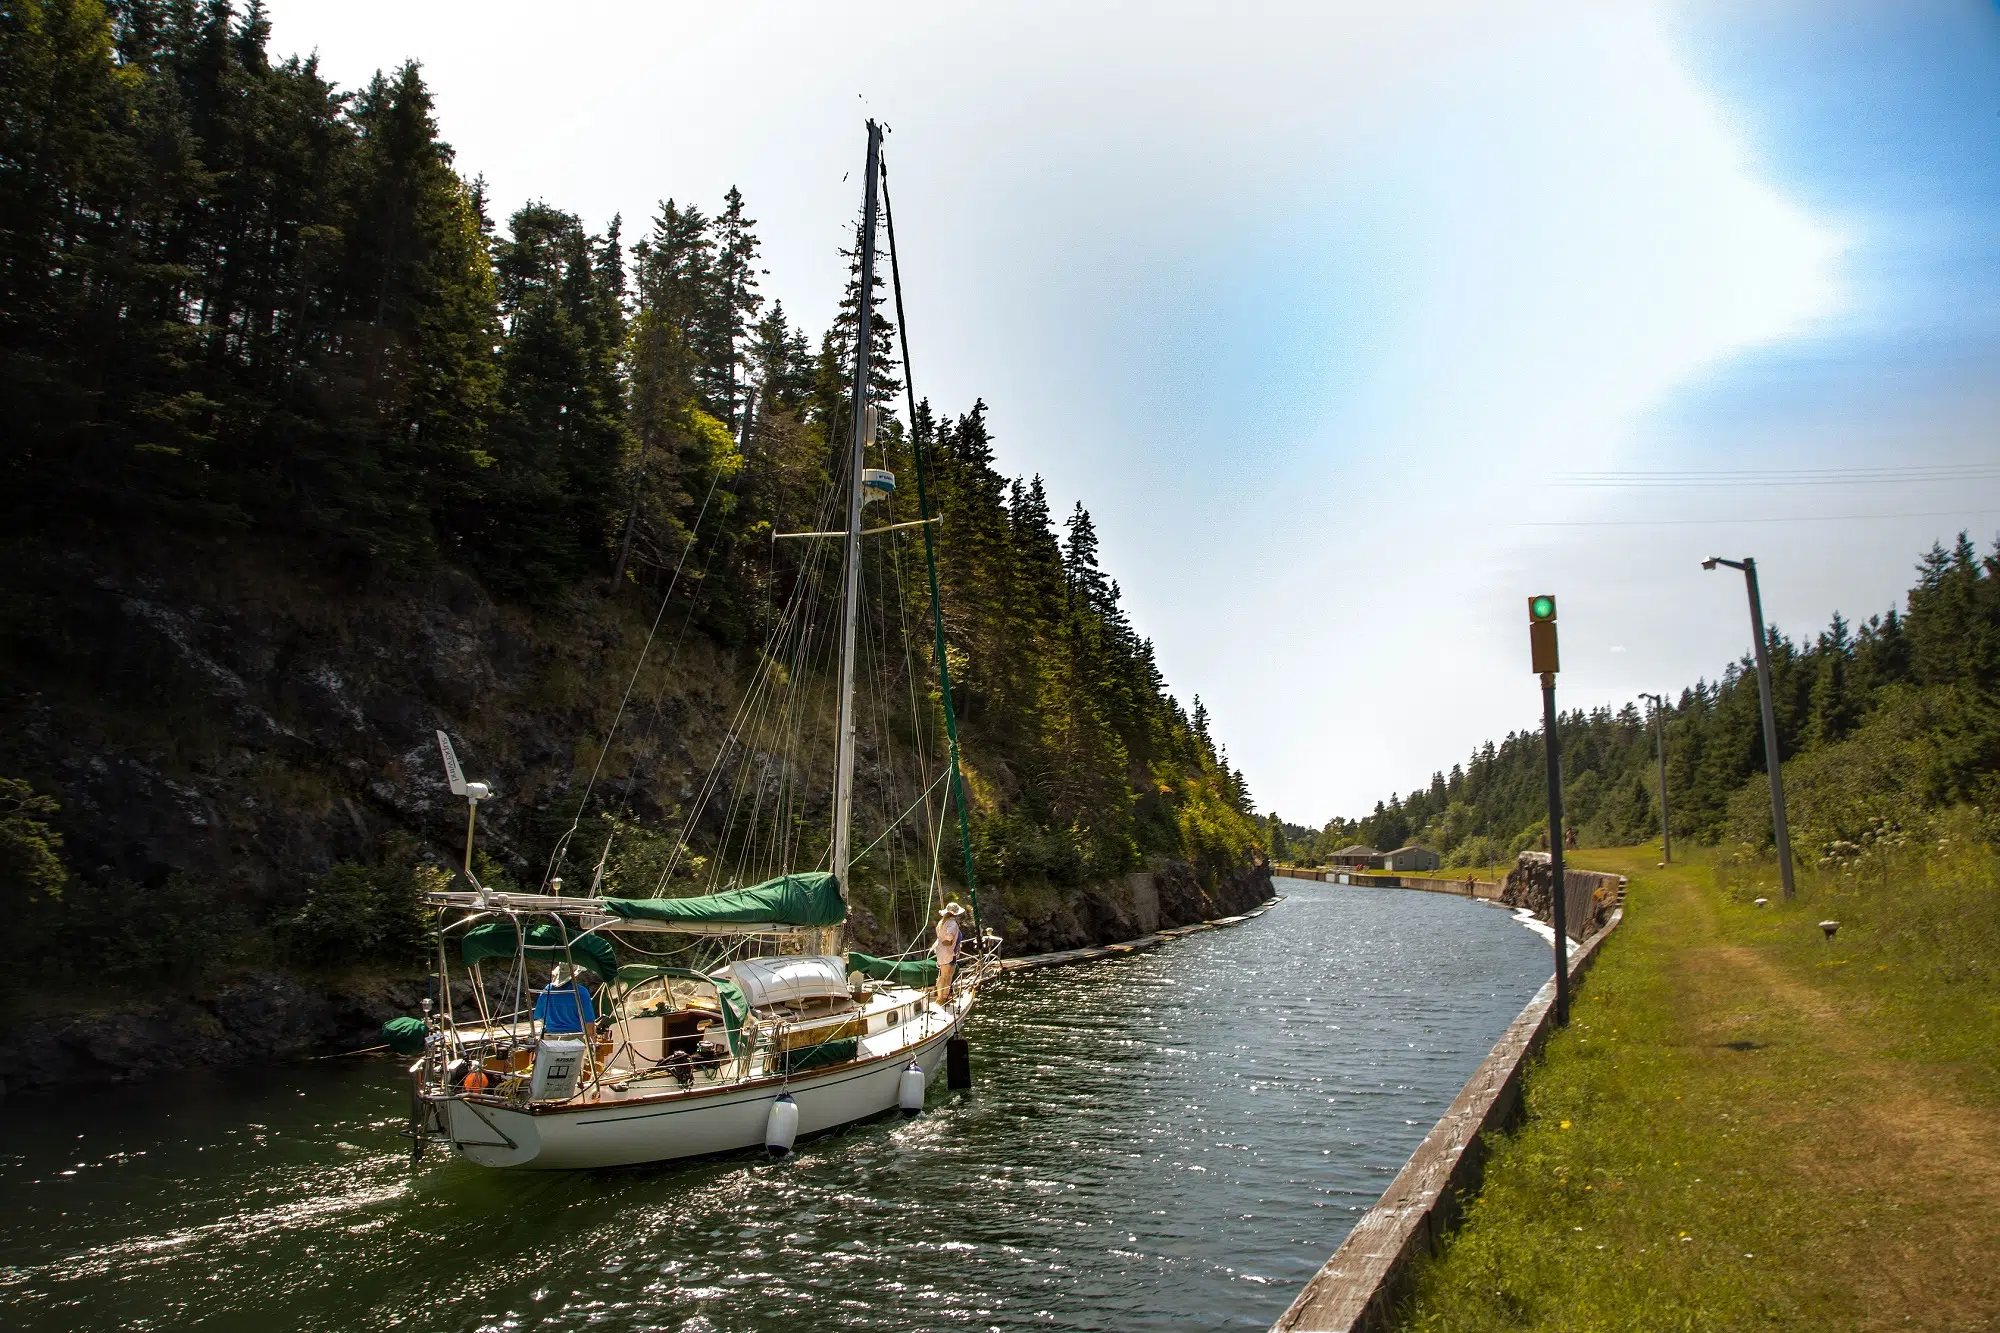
[1529,594,1557,622]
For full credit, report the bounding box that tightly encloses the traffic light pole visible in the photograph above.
[1541,671,1570,1026]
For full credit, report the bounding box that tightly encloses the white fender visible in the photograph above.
[764,1094,799,1158]
[898,1063,926,1116]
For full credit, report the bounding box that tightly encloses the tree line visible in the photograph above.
[1278,535,2000,869]
[0,1,1264,963]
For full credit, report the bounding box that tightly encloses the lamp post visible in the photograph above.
[1702,557,1796,900]
[1639,691,1671,864]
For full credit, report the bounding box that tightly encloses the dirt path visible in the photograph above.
[1402,852,2000,1332]
[1670,874,2000,1328]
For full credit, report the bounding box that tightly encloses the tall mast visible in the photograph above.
[830,120,882,910]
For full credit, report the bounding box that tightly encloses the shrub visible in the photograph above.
[1444,834,1505,869]
[53,872,248,984]
[1725,686,1940,855]
[0,776,67,909]
[1716,804,2000,993]
[278,861,435,969]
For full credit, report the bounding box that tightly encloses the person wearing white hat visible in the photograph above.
[933,901,967,1002]
[534,962,597,1039]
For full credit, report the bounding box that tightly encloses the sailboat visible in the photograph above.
[392,122,993,1170]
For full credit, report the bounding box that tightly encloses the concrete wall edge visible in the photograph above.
[1269,889,1627,1333]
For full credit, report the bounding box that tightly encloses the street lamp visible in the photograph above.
[1638,691,1671,864]
[1702,557,1796,900]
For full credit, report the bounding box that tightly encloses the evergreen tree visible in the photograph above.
[706,185,764,435]
[0,8,1273,922]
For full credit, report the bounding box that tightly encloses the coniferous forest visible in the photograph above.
[0,1,1266,991]
[1279,537,2000,871]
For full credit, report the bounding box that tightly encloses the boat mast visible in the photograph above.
[830,120,883,939]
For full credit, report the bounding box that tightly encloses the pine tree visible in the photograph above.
[707,185,764,435]
[477,202,627,596]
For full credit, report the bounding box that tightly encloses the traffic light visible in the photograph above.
[1528,594,1559,674]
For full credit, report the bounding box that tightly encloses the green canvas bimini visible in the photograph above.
[458,921,618,983]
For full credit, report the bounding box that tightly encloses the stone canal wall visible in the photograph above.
[1269,897,1626,1333]
[1503,853,1623,944]
[1274,856,1625,944]
[989,894,1284,976]
[1275,866,1505,899]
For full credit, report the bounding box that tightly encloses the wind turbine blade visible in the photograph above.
[436,730,468,796]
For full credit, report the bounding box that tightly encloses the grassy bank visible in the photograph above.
[1398,843,2000,1331]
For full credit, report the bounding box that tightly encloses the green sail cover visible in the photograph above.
[612,965,749,1056]
[601,872,845,929]
[778,1037,858,1075]
[459,921,618,983]
[846,951,938,987]
[381,1015,428,1055]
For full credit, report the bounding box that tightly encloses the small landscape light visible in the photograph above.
[1754,897,1768,908]
[1819,920,1840,941]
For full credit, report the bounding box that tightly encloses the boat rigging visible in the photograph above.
[385,121,995,1170]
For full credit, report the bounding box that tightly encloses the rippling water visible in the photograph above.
[0,878,1549,1331]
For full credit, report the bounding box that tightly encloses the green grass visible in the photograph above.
[1396,843,2000,1331]
[1711,814,2000,1108]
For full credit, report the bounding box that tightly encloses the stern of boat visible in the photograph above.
[442,1096,542,1168]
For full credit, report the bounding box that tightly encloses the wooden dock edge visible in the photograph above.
[987,895,1285,976]
[1270,895,1627,1333]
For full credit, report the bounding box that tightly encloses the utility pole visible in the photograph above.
[1639,691,1671,864]
[1702,557,1796,899]
[1528,595,1570,1026]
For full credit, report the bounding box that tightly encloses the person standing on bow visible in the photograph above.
[933,901,966,1002]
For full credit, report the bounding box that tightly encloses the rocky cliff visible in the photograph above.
[0,534,1268,1095]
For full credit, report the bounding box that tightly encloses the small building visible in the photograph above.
[1328,844,1381,869]
[1380,845,1440,873]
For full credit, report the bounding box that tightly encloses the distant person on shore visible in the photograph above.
[933,901,966,1002]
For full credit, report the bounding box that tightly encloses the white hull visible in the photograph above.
[440,1004,963,1170]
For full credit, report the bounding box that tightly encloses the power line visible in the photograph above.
[1513,508,2000,528]
[1554,464,2000,488]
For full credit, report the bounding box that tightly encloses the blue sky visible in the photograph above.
[267,1,2000,824]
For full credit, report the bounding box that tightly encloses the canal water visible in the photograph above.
[0,878,1550,1332]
